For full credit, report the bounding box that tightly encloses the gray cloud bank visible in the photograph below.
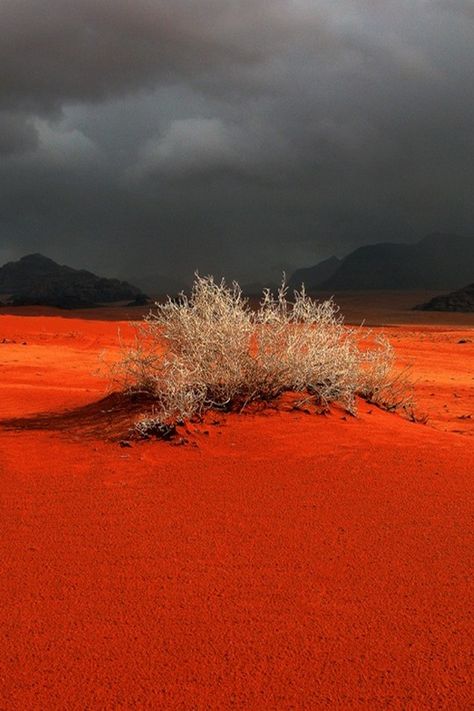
[1,0,473,282]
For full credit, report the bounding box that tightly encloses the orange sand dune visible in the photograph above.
[1,310,473,709]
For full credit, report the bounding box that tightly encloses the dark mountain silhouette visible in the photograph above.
[289,256,341,290]
[0,254,146,308]
[414,283,474,312]
[290,234,474,291]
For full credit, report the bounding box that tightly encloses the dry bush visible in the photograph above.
[113,275,412,435]
[357,334,416,413]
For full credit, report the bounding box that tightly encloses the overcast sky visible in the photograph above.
[1,0,473,282]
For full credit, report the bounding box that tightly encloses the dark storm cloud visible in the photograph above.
[0,111,38,155]
[0,0,330,111]
[0,1,473,282]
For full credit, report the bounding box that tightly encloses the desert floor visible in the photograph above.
[1,293,473,710]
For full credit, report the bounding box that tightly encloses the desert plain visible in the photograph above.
[1,291,473,710]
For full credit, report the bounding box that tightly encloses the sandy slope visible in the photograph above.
[1,310,473,710]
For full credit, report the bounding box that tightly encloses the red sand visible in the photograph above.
[1,311,473,709]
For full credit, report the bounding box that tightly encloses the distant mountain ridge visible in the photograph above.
[290,233,474,291]
[414,283,474,312]
[0,253,146,308]
[289,256,341,291]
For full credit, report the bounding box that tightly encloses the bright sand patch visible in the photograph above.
[1,307,473,709]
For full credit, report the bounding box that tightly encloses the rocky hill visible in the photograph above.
[289,233,474,291]
[414,283,474,312]
[0,254,146,308]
